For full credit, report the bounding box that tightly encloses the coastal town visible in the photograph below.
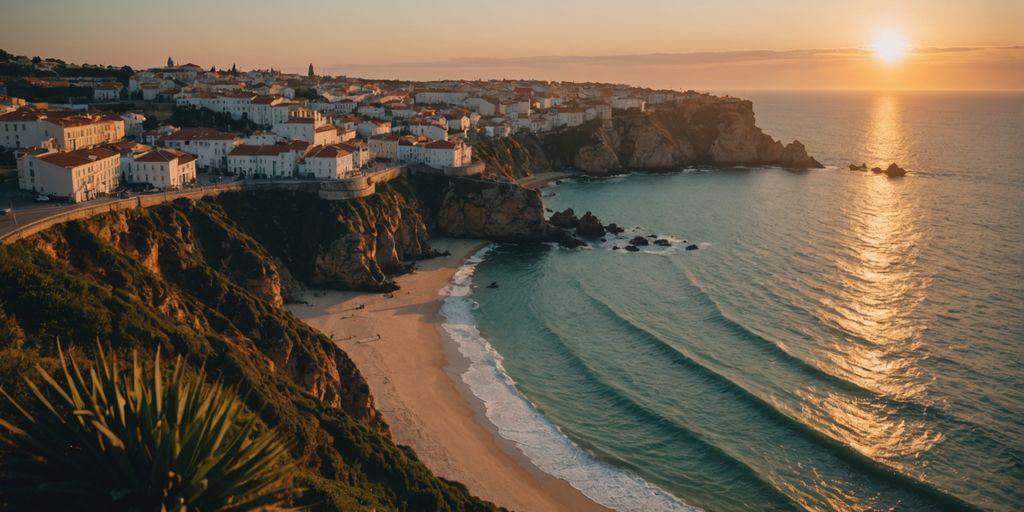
[0,49,708,214]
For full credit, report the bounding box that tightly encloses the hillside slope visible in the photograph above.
[0,177,544,511]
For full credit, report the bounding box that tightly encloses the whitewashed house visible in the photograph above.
[408,120,448,141]
[130,148,197,189]
[17,147,121,202]
[0,110,125,150]
[93,83,123,101]
[300,144,355,179]
[356,119,390,139]
[423,139,472,169]
[157,127,242,171]
[226,141,309,178]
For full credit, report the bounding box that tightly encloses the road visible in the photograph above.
[0,172,226,239]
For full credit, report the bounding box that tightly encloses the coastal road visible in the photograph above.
[0,172,227,240]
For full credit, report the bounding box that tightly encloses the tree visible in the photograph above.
[210,65,216,72]
[166,56,173,67]
[308,63,314,77]
[0,343,294,511]
[231,63,237,75]
[31,56,41,64]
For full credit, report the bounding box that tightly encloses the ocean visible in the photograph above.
[440,91,1024,511]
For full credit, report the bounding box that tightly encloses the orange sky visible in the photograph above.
[1,0,1021,90]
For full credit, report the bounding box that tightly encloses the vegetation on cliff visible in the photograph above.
[0,345,293,511]
[0,189,504,511]
[471,135,553,181]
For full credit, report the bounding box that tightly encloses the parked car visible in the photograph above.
[0,207,11,215]
[34,195,50,203]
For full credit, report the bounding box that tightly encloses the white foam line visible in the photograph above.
[439,246,700,512]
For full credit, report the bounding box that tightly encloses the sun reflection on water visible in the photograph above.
[801,94,941,468]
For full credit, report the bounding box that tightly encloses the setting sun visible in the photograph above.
[873,29,911,64]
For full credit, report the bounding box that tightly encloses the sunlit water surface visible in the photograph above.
[443,92,1024,511]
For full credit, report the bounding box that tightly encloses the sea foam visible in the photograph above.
[439,246,699,512]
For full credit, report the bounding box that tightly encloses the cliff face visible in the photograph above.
[0,189,504,511]
[408,172,559,242]
[565,100,822,174]
[473,95,822,178]
[471,135,553,181]
[216,181,435,292]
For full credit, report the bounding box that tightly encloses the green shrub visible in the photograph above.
[0,343,293,512]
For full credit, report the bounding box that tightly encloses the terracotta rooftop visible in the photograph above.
[424,140,458,150]
[158,127,239,142]
[37,148,119,169]
[305,144,351,159]
[134,148,196,164]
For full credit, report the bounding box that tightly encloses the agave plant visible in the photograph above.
[0,343,294,511]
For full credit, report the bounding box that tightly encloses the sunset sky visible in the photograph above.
[2,0,1021,90]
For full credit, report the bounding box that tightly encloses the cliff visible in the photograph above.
[470,135,553,181]
[472,95,822,178]
[409,172,559,242]
[0,179,529,511]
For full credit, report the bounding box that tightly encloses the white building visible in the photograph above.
[463,97,498,116]
[611,97,646,111]
[272,117,340,146]
[226,141,310,178]
[93,82,123,101]
[0,110,125,150]
[423,139,472,169]
[445,114,471,134]
[368,133,402,161]
[17,147,121,202]
[120,112,146,137]
[108,140,152,181]
[408,120,448,141]
[157,127,242,171]
[356,119,390,139]
[397,137,425,164]
[504,99,531,117]
[130,148,197,189]
[415,90,468,105]
[554,107,586,128]
[140,83,161,101]
[300,144,355,179]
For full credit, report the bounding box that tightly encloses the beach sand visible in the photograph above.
[289,238,609,512]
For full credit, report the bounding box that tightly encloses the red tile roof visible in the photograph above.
[158,127,239,142]
[305,144,351,158]
[424,140,457,150]
[134,148,195,163]
[37,148,119,169]
[229,142,309,157]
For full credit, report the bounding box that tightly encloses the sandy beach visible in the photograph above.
[289,238,608,512]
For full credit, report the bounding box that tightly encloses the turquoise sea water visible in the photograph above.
[441,92,1024,511]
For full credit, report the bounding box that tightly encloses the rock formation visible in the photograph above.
[470,94,824,180]
[884,163,907,176]
[575,212,606,237]
[549,208,580,228]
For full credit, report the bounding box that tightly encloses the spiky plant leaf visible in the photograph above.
[0,342,294,511]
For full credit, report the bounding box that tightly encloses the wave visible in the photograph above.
[570,262,984,511]
[438,246,699,512]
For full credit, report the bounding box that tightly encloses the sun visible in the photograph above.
[872,29,910,64]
